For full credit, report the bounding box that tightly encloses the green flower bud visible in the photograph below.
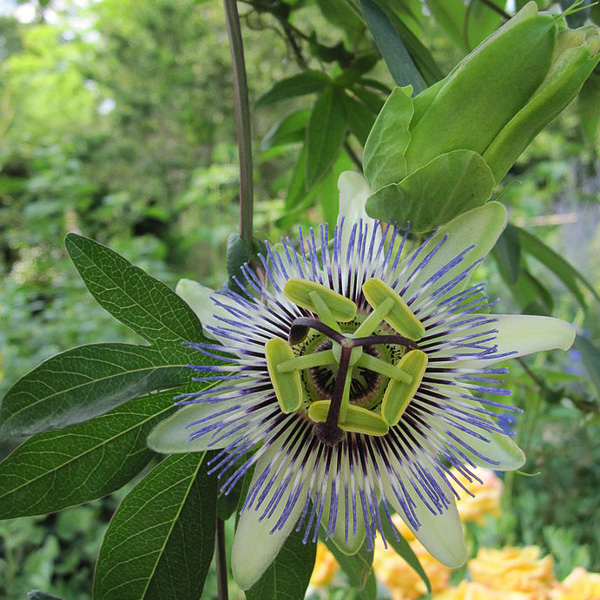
[405,2,557,172]
[483,25,600,181]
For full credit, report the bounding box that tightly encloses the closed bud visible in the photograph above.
[405,2,557,172]
[483,25,600,181]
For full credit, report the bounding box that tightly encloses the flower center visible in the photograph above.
[265,278,429,446]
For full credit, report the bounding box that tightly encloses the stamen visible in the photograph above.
[277,349,336,373]
[362,278,425,341]
[283,279,356,327]
[382,350,428,425]
[309,401,389,436]
[356,353,412,384]
[354,297,394,337]
[265,338,302,414]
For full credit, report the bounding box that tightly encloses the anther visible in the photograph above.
[362,278,425,341]
[381,349,428,425]
[265,338,303,414]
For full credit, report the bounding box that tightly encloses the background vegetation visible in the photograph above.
[1,0,599,598]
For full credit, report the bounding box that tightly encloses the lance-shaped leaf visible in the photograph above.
[361,0,426,92]
[94,452,217,600]
[381,516,432,595]
[517,225,600,309]
[366,149,495,233]
[0,342,200,438]
[65,233,203,344]
[305,87,347,189]
[256,71,331,108]
[245,530,317,600]
[325,538,374,594]
[493,222,522,285]
[0,390,177,519]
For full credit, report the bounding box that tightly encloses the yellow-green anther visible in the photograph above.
[356,353,412,384]
[265,338,303,414]
[483,25,600,182]
[277,349,336,373]
[405,3,557,172]
[381,349,428,426]
[308,401,390,436]
[362,278,425,341]
[354,297,395,337]
[283,279,356,325]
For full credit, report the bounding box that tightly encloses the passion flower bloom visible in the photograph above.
[148,172,575,589]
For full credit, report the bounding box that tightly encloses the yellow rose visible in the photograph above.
[549,567,600,600]
[468,546,556,598]
[309,542,339,587]
[453,467,503,525]
[373,533,451,600]
[434,580,541,600]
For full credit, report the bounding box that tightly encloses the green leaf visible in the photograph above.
[305,87,347,188]
[363,86,414,190]
[383,1,444,85]
[517,226,599,309]
[574,335,600,399]
[325,538,373,592]
[0,342,199,438]
[0,391,177,519]
[342,91,377,146]
[579,72,600,151]
[94,453,217,600]
[245,530,317,600]
[360,0,426,92]
[261,110,310,151]
[256,71,331,108]
[366,149,495,233]
[65,233,203,344]
[493,222,521,285]
[381,516,432,594]
[285,146,311,211]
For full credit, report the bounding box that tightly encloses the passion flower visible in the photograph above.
[148,172,575,589]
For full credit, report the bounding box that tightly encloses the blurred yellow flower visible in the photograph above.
[373,515,451,600]
[453,467,503,525]
[468,546,556,598]
[434,580,540,599]
[549,567,600,600]
[309,542,339,587]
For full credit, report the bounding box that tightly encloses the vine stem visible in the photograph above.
[215,515,230,600]
[224,0,254,255]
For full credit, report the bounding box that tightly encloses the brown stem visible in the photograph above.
[215,516,229,600]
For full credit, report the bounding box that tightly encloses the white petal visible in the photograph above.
[337,171,382,251]
[401,202,507,303]
[337,171,373,225]
[451,422,525,471]
[320,460,366,554]
[231,444,312,589]
[147,399,241,453]
[455,313,576,369]
[380,456,467,567]
[175,278,233,342]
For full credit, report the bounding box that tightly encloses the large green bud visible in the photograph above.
[363,2,600,233]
